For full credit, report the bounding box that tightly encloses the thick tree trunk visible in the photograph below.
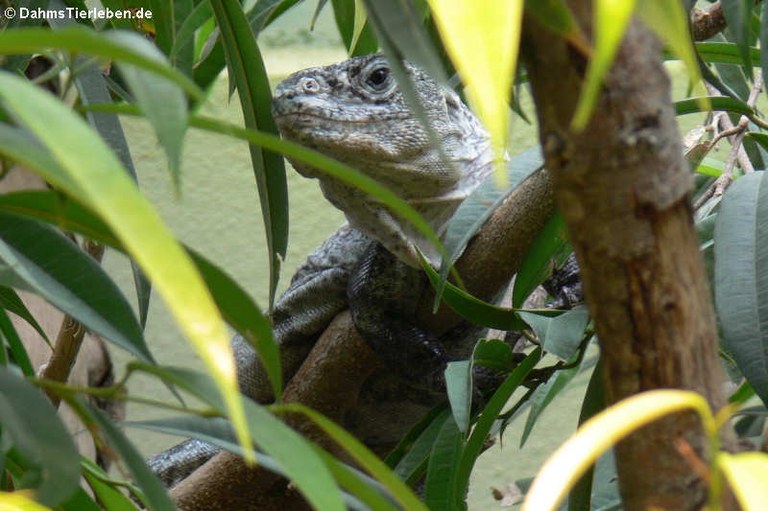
[522,7,730,511]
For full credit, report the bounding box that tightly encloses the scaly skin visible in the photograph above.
[147,54,494,488]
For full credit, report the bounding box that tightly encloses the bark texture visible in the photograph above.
[522,7,729,511]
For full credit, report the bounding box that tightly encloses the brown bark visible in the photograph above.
[169,166,555,510]
[691,1,727,42]
[522,6,730,511]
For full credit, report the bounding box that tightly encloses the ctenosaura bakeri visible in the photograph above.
[148,53,541,489]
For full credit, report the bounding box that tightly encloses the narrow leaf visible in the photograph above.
[0,286,49,344]
[422,260,528,330]
[0,309,35,377]
[210,0,288,308]
[675,95,754,116]
[719,452,768,510]
[0,213,151,361]
[455,348,542,503]
[70,399,175,511]
[720,0,753,79]
[522,390,714,511]
[637,0,704,105]
[424,416,463,510]
[512,210,570,307]
[427,0,524,182]
[0,367,80,506]
[572,0,637,130]
[0,27,202,98]
[279,403,428,511]
[131,366,345,511]
[0,73,252,463]
[116,53,188,186]
[445,360,473,434]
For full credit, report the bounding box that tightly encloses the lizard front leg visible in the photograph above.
[347,242,446,386]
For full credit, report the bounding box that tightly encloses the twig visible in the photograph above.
[695,74,763,209]
[41,239,105,407]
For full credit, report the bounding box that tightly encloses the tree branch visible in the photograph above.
[691,2,727,42]
[168,167,555,510]
[522,5,732,509]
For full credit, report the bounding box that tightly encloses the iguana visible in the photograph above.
[148,53,500,487]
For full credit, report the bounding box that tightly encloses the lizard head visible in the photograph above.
[272,54,493,267]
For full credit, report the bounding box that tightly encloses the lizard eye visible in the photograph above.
[364,65,392,92]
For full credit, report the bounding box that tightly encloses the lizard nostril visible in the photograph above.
[300,77,319,94]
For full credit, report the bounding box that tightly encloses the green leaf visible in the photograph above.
[210,0,288,308]
[427,0,524,181]
[191,252,282,401]
[523,0,590,60]
[331,0,378,55]
[714,171,768,405]
[0,72,252,463]
[132,366,345,511]
[720,0,754,78]
[675,95,754,116]
[568,360,605,511]
[472,339,518,372]
[58,40,153,330]
[0,27,202,98]
[424,416,464,511]
[0,367,80,506]
[69,399,175,511]
[572,0,637,130]
[455,348,542,505]
[0,191,279,396]
[0,309,35,377]
[60,486,103,511]
[513,210,570,307]
[0,286,50,345]
[149,0,194,76]
[279,403,428,511]
[636,0,703,100]
[761,3,768,97]
[422,260,528,330]
[445,360,473,434]
[114,38,188,187]
[392,409,450,484]
[520,353,591,447]
[360,0,445,83]
[719,452,768,511]
[519,307,589,361]
[747,132,768,153]
[173,1,214,62]
[522,390,714,511]
[441,148,545,291]
[693,41,762,67]
[82,461,138,511]
[88,104,446,259]
[0,213,151,361]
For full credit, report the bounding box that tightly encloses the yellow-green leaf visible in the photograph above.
[350,0,368,53]
[426,0,524,184]
[571,0,637,130]
[522,390,714,511]
[0,73,252,463]
[0,492,52,511]
[637,0,708,112]
[719,452,768,510]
